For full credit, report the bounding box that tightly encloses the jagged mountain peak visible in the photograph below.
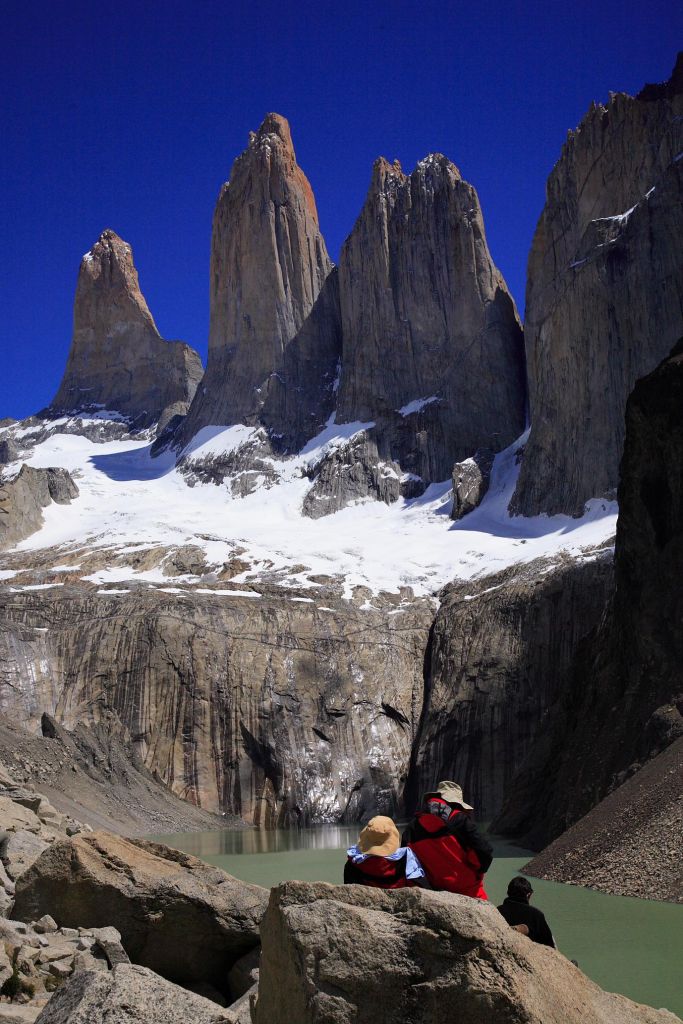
[174,113,332,436]
[48,229,203,429]
[249,111,294,151]
[76,228,158,334]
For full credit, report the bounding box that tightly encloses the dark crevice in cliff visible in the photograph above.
[402,615,437,816]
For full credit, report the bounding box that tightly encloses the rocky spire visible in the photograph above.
[176,113,332,443]
[50,230,203,430]
[335,153,526,481]
[512,52,683,516]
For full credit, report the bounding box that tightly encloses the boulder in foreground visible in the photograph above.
[253,881,679,1024]
[12,832,268,997]
[34,964,232,1024]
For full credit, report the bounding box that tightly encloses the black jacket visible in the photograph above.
[497,897,555,947]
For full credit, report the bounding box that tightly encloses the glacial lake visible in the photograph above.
[150,826,683,1018]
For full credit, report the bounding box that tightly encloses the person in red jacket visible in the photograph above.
[403,780,493,899]
[344,815,427,888]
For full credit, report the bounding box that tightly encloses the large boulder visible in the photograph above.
[12,832,268,998]
[34,964,233,1024]
[254,882,678,1024]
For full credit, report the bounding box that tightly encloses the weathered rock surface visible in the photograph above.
[260,269,342,452]
[0,589,431,824]
[0,467,78,550]
[496,341,683,848]
[253,881,677,1024]
[49,230,203,430]
[12,832,267,997]
[33,964,233,1024]
[524,736,683,902]
[451,448,494,520]
[405,555,613,819]
[0,714,225,837]
[336,154,526,483]
[514,54,683,515]
[177,114,332,440]
[302,432,405,518]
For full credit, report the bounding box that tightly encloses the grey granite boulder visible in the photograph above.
[451,448,494,520]
[12,832,268,1000]
[253,881,677,1024]
[34,964,232,1024]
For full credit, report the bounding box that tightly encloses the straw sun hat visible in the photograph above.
[424,780,473,811]
[357,815,401,856]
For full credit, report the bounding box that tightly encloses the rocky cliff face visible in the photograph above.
[0,466,78,549]
[336,155,526,483]
[513,54,683,516]
[177,114,332,442]
[404,555,613,820]
[495,341,683,847]
[50,230,203,430]
[0,587,432,826]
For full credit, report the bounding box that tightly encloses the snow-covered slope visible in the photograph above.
[0,415,617,599]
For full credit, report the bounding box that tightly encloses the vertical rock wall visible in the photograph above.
[177,114,332,441]
[336,155,526,482]
[50,230,203,429]
[513,55,683,516]
[405,557,613,820]
[495,341,683,847]
[0,589,432,826]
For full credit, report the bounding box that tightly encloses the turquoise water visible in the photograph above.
[150,827,683,1018]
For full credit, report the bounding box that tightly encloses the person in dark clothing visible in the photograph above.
[403,780,493,899]
[497,877,556,947]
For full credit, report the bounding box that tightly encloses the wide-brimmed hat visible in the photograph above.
[357,816,401,856]
[424,780,473,811]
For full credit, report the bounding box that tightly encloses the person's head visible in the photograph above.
[507,876,534,902]
[423,780,473,816]
[357,816,400,857]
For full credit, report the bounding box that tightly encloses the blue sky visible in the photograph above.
[1,1,680,419]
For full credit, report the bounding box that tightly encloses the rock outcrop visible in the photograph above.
[34,964,234,1024]
[0,714,226,838]
[0,589,431,825]
[451,448,494,520]
[523,736,683,902]
[514,54,683,515]
[12,832,267,999]
[253,881,677,1024]
[177,114,332,441]
[405,556,613,820]
[335,154,526,483]
[495,341,683,848]
[0,467,78,550]
[49,230,203,430]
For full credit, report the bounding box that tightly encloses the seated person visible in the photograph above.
[403,780,493,899]
[497,876,556,947]
[344,815,426,888]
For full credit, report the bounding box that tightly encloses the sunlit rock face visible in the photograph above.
[177,114,332,444]
[0,588,432,826]
[50,230,203,429]
[513,54,683,516]
[335,154,526,484]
